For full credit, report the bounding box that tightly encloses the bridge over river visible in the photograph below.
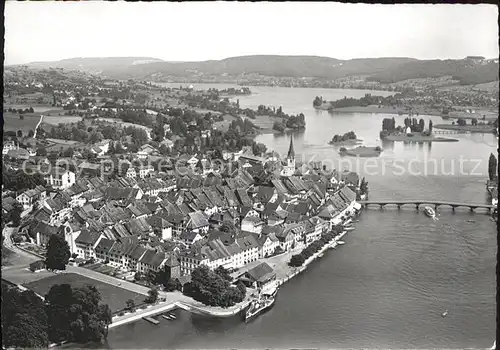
[359,200,496,213]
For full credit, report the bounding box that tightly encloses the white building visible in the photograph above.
[43,168,76,189]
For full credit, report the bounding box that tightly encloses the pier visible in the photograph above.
[142,316,159,325]
[359,200,495,213]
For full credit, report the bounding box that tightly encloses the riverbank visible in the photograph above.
[339,146,383,157]
[434,124,496,133]
[105,220,354,330]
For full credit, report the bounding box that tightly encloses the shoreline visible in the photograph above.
[106,222,354,329]
[384,134,458,142]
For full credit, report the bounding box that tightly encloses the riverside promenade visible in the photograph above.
[109,229,350,328]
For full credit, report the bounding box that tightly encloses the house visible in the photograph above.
[3,140,17,155]
[180,248,209,276]
[23,221,59,246]
[275,226,295,252]
[138,250,167,273]
[7,148,30,161]
[2,197,19,214]
[43,167,76,189]
[147,215,173,240]
[241,215,264,234]
[125,244,147,271]
[78,162,101,177]
[95,238,115,262]
[16,185,46,211]
[179,231,203,246]
[255,232,280,258]
[186,211,209,234]
[237,262,276,289]
[234,234,259,266]
[74,229,104,260]
[125,166,137,179]
[138,165,154,179]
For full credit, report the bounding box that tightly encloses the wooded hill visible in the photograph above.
[16,55,499,85]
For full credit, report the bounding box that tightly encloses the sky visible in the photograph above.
[4,2,499,65]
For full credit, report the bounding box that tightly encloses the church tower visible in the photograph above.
[282,134,296,176]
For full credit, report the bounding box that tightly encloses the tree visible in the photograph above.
[214,266,232,282]
[8,203,23,227]
[45,284,112,344]
[488,153,497,181]
[219,221,237,235]
[17,130,23,138]
[145,287,159,304]
[126,299,136,311]
[236,281,246,298]
[36,146,47,156]
[45,234,71,271]
[145,270,157,285]
[134,271,142,281]
[63,147,74,158]
[429,119,433,133]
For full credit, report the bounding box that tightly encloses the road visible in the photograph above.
[2,226,39,267]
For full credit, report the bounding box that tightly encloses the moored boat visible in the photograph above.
[337,241,345,245]
[245,284,279,322]
[424,206,436,218]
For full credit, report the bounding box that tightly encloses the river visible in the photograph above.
[102,84,496,348]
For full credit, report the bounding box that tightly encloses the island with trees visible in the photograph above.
[328,131,363,145]
[433,117,497,134]
[379,117,458,142]
[313,93,447,116]
[339,145,383,158]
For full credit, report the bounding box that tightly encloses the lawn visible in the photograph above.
[24,273,144,313]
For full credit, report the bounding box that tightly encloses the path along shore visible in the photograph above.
[108,229,350,328]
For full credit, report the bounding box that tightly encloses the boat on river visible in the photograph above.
[337,241,345,245]
[344,227,355,232]
[245,283,279,322]
[441,310,448,317]
[424,206,436,218]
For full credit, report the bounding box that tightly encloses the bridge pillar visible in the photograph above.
[451,206,455,212]
[415,203,420,211]
[379,204,384,209]
[397,204,401,210]
[470,207,475,212]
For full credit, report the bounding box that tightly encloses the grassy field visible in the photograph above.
[3,113,41,133]
[24,273,144,313]
[43,115,83,125]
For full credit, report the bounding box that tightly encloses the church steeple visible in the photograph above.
[287,134,295,160]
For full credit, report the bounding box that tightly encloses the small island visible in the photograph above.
[434,117,497,134]
[328,131,363,145]
[380,117,458,143]
[339,146,383,157]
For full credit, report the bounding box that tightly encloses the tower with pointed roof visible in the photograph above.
[282,134,296,177]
